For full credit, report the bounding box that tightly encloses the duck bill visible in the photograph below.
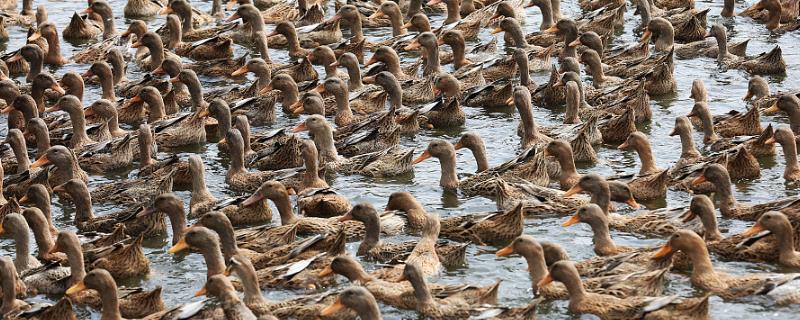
[288,100,303,111]
[66,280,87,295]
[194,286,207,297]
[258,84,273,95]
[169,76,181,84]
[50,84,66,95]
[83,107,95,117]
[680,210,696,223]
[329,61,341,68]
[741,223,765,237]
[617,142,629,150]
[159,6,174,15]
[242,192,265,207]
[742,91,754,101]
[226,0,237,10]
[536,273,553,287]
[739,3,763,16]
[453,142,464,150]
[226,12,241,22]
[490,26,503,35]
[413,150,431,165]
[543,25,559,34]
[639,30,652,45]
[505,96,514,106]
[28,31,41,42]
[311,84,326,94]
[404,40,421,51]
[436,37,445,45]
[129,95,144,104]
[1,105,14,113]
[668,128,678,136]
[495,245,515,257]
[368,11,384,19]
[403,21,413,29]
[121,30,131,37]
[18,195,29,204]
[764,102,779,114]
[327,14,343,23]
[432,87,441,97]
[83,7,93,14]
[562,214,580,227]
[651,243,673,259]
[427,0,443,4]
[168,238,189,254]
[338,211,353,222]
[152,66,165,76]
[318,265,335,278]
[291,122,308,133]
[7,53,23,63]
[131,40,143,49]
[197,109,210,118]
[218,138,227,144]
[224,265,233,277]
[362,75,376,84]
[30,155,51,169]
[626,198,640,209]
[366,56,378,66]
[291,105,306,114]
[764,137,776,144]
[231,65,249,76]
[690,174,707,187]
[136,207,156,218]
[562,185,583,197]
[320,298,345,316]
[568,39,581,47]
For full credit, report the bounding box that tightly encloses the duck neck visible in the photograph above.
[181,9,194,32]
[560,270,587,303]
[191,171,214,206]
[65,241,86,287]
[539,1,554,30]
[216,225,239,262]
[557,152,578,185]
[1,274,16,311]
[715,178,738,217]
[518,56,532,87]
[409,274,434,306]
[517,100,540,145]
[654,30,674,53]
[358,214,381,255]
[385,81,403,109]
[697,110,719,143]
[285,30,303,57]
[678,130,701,160]
[99,285,121,320]
[562,28,578,58]
[211,0,223,17]
[699,211,723,241]
[509,24,528,48]
[273,193,298,225]
[146,95,166,121]
[30,220,55,260]
[168,210,186,246]
[444,0,460,24]
[100,14,115,39]
[230,143,246,176]
[781,139,800,175]
[633,144,658,175]
[687,245,717,281]
[98,74,115,101]
[524,250,549,292]
[720,0,734,17]
[217,115,232,144]
[346,66,363,91]
[11,139,29,174]
[349,15,365,42]
[638,0,651,27]
[334,90,353,123]
[147,44,164,71]
[589,185,611,215]
[238,263,268,306]
[33,130,50,158]
[774,223,799,263]
[451,40,468,70]
[73,190,95,224]
[468,145,489,172]
[586,59,606,86]
[389,12,404,36]
[44,33,65,64]
[69,109,92,147]
[313,126,338,164]
[27,56,43,83]
[302,148,324,189]
[715,32,729,62]
[203,245,226,278]
[139,136,156,168]
[785,106,800,136]
[591,225,616,256]
[12,225,33,268]
[280,82,299,107]
[564,88,581,124]
[438,153,459,189]
[422,45,441,76]
[407,0,422,18]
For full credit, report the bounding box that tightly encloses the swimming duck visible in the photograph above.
[168,226,228,279]
[161,0,236,42]
[617,132,670,200]
[19,187,58,237]
[765,94,800,135]
[195,275,258,319]
[688,101,763,138]
[62,12,102,41]
[0,257,29,315]
[496,235,669,299]
[0,213,42,272]
[740,0,800,31]
[397,262,471,318]
[321,287,380,319]
[692,164,800,221]
[653,230,800,303]
[738,211,800,268]
[30,145,89,188]
[132,31,181,71]
[124,0,164,17]
[764,126,800,181]
[164,14,233,61]
[539,260,711,319]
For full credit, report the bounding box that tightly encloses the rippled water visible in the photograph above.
[2,0,800,319]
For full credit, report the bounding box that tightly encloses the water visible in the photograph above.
[1,0,800,318]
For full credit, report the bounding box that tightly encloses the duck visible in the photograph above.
[168,226,228,279]
[66,269,161,319]
[765,94,800,135]
[194,275,258,319]
[653,230,800,303]
[396,262,470,318]
[19,187,58,237]
[266,17,342,49]
[692,164,800,221]
[0,257,30,315]
[1,129,30,175]
[161,0,236,42]
[320,287,381,319]
[124,0,164,17]
[739,0,800,31]
[132,31,181,72]
[539,260,711,319]
[164,14,233,61]
[688,101,763,139]
[62,12,102,41]
[186,155,272,226]
[738,211,800,268]
[28,22,68,66]
[0,213,42,273]
[496,235,670,299]
[617,132,670,200]
[765,126,800,181]
[54,178,166,239]
[241,180,403,241]
[30,145,89,188]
